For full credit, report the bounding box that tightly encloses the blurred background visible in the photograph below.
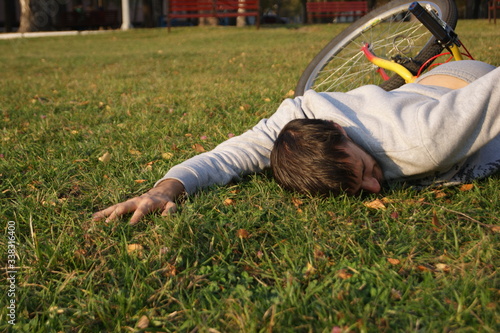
[1,0,494,33]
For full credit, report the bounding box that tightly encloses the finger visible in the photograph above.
[94,200,139,223]
[92,211,106,221]
[129,198,165,225]
[105,209,121,223]
[161,202,177,216]
[92,205,119,221]
[106,202,139,222]
[129,207,149,226]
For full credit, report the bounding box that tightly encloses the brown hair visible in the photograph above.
[270,119,358,196]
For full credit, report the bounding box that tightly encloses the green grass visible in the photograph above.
[1,21,499,332]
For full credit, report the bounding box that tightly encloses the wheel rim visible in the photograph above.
[306,1,447,92]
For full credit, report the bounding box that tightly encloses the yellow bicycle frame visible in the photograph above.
[361,43,463,84]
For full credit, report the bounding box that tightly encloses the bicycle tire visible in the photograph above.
[295,0,458,96]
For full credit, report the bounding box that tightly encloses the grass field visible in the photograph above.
[1,20,499,332]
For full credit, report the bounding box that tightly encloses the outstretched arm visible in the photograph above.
[93,97,304,224]
[154,97,305,194]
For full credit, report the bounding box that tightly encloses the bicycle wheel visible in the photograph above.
[295,0,457,96]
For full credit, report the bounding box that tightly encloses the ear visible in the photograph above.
[333,123,349,138]
[361,175,381,194]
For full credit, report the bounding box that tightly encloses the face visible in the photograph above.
[342,140,384,195]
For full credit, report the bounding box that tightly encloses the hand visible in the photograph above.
[92,179,185,225]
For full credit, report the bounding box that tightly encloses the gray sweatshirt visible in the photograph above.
[157,65,500,194]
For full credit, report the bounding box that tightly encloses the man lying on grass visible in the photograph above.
[93,60,500,225]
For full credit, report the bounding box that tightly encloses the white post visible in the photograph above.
[236,0,246,27]
[121,0,132,30]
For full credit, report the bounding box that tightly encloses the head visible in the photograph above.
[270,119,383,196]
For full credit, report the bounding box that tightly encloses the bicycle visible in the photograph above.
[295,0,474,96]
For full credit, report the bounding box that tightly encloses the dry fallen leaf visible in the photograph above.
[486,302,497,309]
[162,152,174,160]
[391,288,402,300]
[337,269,353,279]
[292,197,304,213]
[74,249,87,258]
[459,184,474,191]
[98,152,111,163]
[162,263,177,277]
[314,247,326,259]
[223,198,235,206]
[127,244,144,254]
[387,258,401,265]
[435,263,450,272]
[434,190,447,198]
[134,179,147,183]
[136,315,149,329]
[381,197,395,203]
[239,104,251,111]
[490,225,500,233]
[129,149,142,155]
[48,305,65,314]
[304,262,317,276]
[364,199,386,210]
[292,198,303,207]
[193,143,205,153]
[417,265,431,272]
[236,229,250,239]
[41,200,56,206]
[432,210,441,231]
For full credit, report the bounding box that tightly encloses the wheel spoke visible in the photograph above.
[296,0,455,95]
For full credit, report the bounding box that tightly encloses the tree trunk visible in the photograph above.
[19,0,34,32]
[301,0,307,24]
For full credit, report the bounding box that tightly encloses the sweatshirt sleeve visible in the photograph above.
[414,66,500,171]
[155,97,305,194]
